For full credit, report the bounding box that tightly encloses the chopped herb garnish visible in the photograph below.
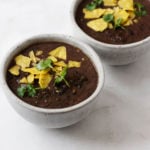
[115,18,124,29]
[96,0,103,5]
[55,67,69,87]
[103,14,114,23]
[86,0,103,11]
[26,84,37,97]
[134,2,147,17]
[9,45,82,98]
[17,84,37,97]
[86,2,97,11]
[17,85,26,97]
[36,58,52,70]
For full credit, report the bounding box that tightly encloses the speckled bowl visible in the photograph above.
[71,0,150,65]
[1,34,104,128]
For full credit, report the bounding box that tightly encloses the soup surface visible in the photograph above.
[7,42,98,108]
[76,0,150,44]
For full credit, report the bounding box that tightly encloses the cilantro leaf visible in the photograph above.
[115,18,124,29]
[36,58,52,70]
[17,85,26,97]
[86,0,103,11]
[26,84,36,97]
[103,14,114,23]
[55,67,69,87]
[17,84,37,98]
[86,2,97,11]
[55,67,67,83]
[134,2,147,17]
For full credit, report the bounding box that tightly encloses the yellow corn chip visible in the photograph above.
[133,19,138,23]
[103,0,117,6]
[118,0,134,11]
[19,77,28,84]
[35,50,43,56]
[22,67,41,74]
[40,68,50,74]
[54,66,63,72]
[36,57,41,62]
[68,61,81,68]
[29,50,37,63]
[9,65,20,76]
[87,18,108,32]
[48,56,58,62]
[124,19,133,26]
[113,7,120,13]
[39,73,52,89]
[114,9,129,23]
[104,8,114,15]
[27,74,34,83]
[49,46,67,60]
[54,61,67,67]
[128,11,136,19]
[83,8,105,19]
[15,55,31,68]
[22,67,50,75]
[108,23,113,29]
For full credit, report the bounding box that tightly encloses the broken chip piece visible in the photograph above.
[19,77,28,84]
[21,67,41,75]
[39,73,52,89]
[49,46,67,60]
[27,74,34,84]
[83,8,105,19]
[87,18,108,32]
[54,61,67,67]
[35,50,43,56]
[118,0,134,11]
[9,65,20,76]
[103,0,117,6]
[68,61,81,68]
[48,56,58,62]
[15,55,31,68]
[29,50,37,63]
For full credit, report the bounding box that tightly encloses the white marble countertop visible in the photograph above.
[1,0,150,150]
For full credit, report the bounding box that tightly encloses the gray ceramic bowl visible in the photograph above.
[1,34,104,128]
[71,0,150,65]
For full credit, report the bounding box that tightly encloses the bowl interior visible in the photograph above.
[2,34,104,113]
[71,0,150,48]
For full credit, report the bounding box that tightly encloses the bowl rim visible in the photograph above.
[70,0,150,49]
[1,34,104,114]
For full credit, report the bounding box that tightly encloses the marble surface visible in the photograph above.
[0,0,150,149]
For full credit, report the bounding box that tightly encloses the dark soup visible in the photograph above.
[75,0,150,44]
[7,42,98,108]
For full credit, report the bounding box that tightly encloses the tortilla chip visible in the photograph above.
[39,73,52,89]
[27,74,34,83]
[8,65,20,76]
[68,61,81,68]
[48,56,58,62]
[15,55,31,68]
[19,77,28,84]
[49,46,66,60]
[29,50,37,63]
[54,61,67,67]
[21,67,41,74]
[35,50,43,56]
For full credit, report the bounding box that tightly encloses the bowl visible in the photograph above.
[71,0,150,65]
[1,34,104,128]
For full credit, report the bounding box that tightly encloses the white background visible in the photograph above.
[0,0,150,150]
